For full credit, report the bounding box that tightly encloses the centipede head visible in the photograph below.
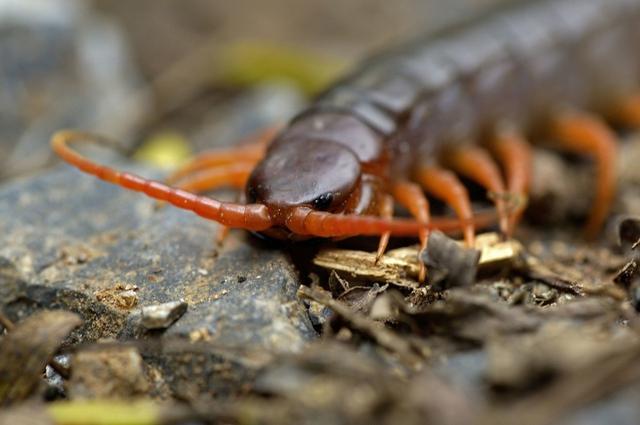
[245,138,365,239]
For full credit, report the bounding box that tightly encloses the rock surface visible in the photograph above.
[0,163,316,394]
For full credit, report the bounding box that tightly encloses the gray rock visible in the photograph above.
[0,164,316,394]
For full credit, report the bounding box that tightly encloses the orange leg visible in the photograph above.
[442,146,509,236]
[375,194,394,264]
[414,166,475,246]
[167,126,277,183]
[172,162,254,193]
[168,146,264,183]
[612,93,640,127]
[550,110,618,239]
[489,126,533,236]
[392,181,430,282]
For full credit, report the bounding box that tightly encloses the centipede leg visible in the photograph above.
[442,145,509,236]
[172,162,254,193]
[375,194,394,264]
[392,181,430,282]
[168,147,264,184]
[550,110,618,239]
[489,126,533,236]
[167,125,278,183]
[158,161,251,205]
[612,93,640,127]
[414,166,475,246]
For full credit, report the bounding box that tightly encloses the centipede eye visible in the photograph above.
[246,186,259,204]
[312,192,334,210]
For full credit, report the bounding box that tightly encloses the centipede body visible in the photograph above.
[52,0,640,271]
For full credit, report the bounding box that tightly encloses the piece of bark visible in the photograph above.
[314,232,522,287]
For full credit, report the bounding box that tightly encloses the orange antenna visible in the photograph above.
[286,207,495,238]
[50,130,272,231]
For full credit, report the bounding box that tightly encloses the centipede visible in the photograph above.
[52,0,640,282]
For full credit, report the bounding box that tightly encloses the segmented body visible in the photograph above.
[308,0,638,157]
[52,0,640,253]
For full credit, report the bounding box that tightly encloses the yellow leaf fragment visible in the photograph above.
[134,132,192,170]
[49,400,160,425]
[220,40,347,95]
[474,233,524,270]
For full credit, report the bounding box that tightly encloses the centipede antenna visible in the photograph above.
[286,206,496,238]
[51,130,273,231]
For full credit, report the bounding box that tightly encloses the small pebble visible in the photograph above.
[189,327,212,342]
[119,290,139,309]
[140,300,188,330]
[617,216,640,250]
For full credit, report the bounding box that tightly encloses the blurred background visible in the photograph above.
[0,0,512,182]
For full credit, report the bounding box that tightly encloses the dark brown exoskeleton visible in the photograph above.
[53,0,640,281]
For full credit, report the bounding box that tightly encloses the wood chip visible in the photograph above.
[313,232,523,286]
[313,248,420,288]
